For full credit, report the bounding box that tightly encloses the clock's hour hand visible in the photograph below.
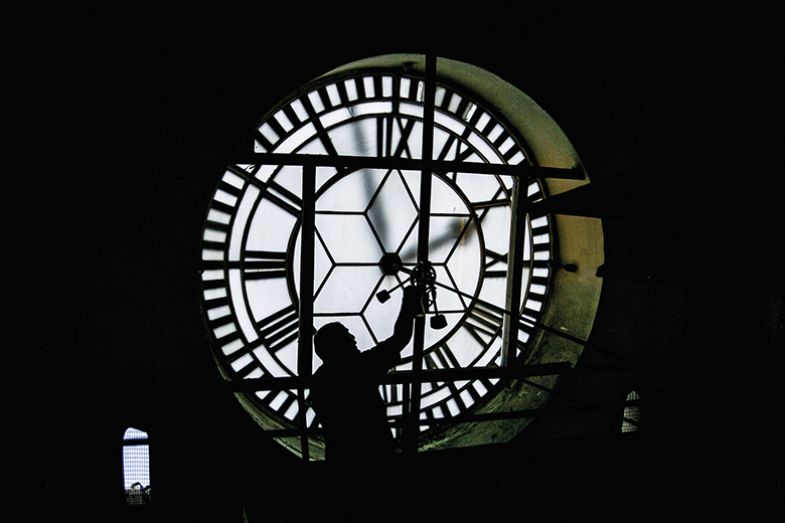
[351,119,390,249]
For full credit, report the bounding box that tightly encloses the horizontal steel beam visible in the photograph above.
[263,400,642,437]
[226,362,571,392]
[234,152,583,180]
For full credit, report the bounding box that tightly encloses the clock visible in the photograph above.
[200,55,604,458]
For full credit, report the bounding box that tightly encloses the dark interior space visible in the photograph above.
[10,3,783,521]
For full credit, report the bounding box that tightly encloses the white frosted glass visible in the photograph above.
[313,266,382,313]
[325,83,341,106]
[229,185,259,261]
[320,107,352,129]
[433,110,466,137]
[362,77,375,98]
[245,198,297,253]
[421,385,451,408]
[467,131,503,164]
[307,91,325,113]
[316,214,382,263]
[455,172,502,205]
[344,78,358,101]
[324,118,376,157]
[368,172,418,252]
[352,101,392,116]
[259,123,279,144]
[399,77,411,98]
[430,175,468,214]
[381,76,393,97]
[291,99,309,122]
[276,122,317,154]
[254,346,288,377]
[316,168,386,211]
[274,110,293,132]
[207,208,231,225]
[447,93,462,114]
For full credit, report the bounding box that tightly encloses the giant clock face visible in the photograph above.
[200,56,602,457]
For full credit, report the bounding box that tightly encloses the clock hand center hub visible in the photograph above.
[379,252,404,275]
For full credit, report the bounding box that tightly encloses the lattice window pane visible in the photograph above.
[621,390,641,433]
[123,427,151,505]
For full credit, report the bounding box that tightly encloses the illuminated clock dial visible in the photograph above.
[200,55,603,458]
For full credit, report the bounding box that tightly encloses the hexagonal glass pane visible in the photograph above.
[316,214,383,263]
[367,170,418,253]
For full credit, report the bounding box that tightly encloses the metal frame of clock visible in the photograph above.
[200,54,604,460]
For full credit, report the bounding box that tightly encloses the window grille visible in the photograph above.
[122,427,151,505]
[621,390,641,433]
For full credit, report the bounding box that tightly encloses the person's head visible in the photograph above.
[314,322,359,363]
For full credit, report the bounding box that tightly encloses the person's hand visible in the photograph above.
[401,285,420,316]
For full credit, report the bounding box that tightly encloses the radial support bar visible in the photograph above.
[296,163,316,462]
[235,153,582,180]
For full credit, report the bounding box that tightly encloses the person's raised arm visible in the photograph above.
[363,285,420,371]
[386,285,420,350]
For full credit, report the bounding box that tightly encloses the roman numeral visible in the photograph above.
[266,390,297,418]
[210,331,264,379]
[463,304,505,347]
[484,249,508,278]
[202,251,289,279]
[435,131,474,164]
[254,304,300,353]
[435,134,458,162]
[242,250,287,280]
[425,343,461,370]
[384,384,402,404]
[226,164,303,217]
[376,116,416,158]
[299,95,339,157]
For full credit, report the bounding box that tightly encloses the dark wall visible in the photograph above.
[11,3,783,521]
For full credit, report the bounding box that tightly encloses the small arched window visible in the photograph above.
[621,390,641,433]
[122,427,151,505]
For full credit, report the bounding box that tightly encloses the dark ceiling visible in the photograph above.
[16,2,782,381]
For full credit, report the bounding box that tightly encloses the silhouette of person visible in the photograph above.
[310,285,419,467]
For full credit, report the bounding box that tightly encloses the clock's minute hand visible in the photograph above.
[399,217,471,260]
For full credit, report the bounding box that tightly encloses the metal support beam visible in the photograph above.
[296,163,316,462]
[265,399,642,437]
[404,53,437,456]
[432,281,590,347]
[235,152,582,180]
[227,362,570,392]
[501,175,528,365]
